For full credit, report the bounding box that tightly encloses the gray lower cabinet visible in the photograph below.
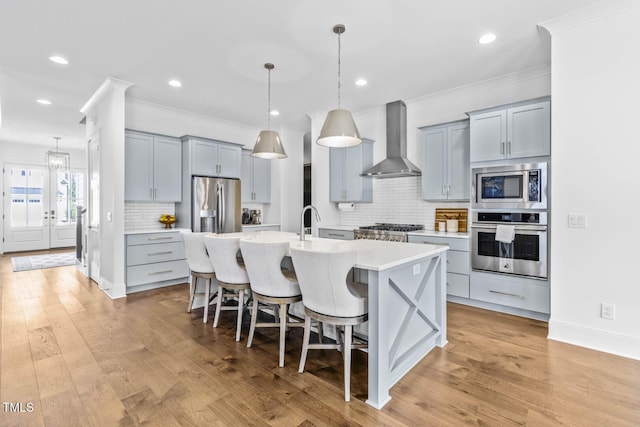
[470,271,550,315]
[330,139,373,203]
[126,232,189,292]
[420,120,470,201]
[125,131,182,202]
[241,150,271,203]
[467,98,550,162]
[318,228,354,240]
[407,234,470,298]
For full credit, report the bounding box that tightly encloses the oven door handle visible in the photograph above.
[470,224,548,232]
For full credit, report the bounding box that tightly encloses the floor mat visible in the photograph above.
[11,252,76,272]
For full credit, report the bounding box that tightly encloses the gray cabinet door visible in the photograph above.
[469,109,506,162]
[447,122,470,200]
[218,144,241,178]
[240,150,252,202]
[422,127,446,200]
[421,120,469,201]
[125,132,154,201]
[153,136,181,202]
[508,101,550,159]
[329,140,372,203]
[251,156,271,203]
[191,140,218,176]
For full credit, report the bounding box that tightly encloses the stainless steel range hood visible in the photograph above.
[362,100,421,178]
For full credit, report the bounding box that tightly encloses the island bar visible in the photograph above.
[246,232,448,409]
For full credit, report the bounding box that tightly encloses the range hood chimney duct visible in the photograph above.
[362,100,421,178]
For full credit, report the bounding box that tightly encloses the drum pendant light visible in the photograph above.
[251,63,287,159]
[317,24,362,148]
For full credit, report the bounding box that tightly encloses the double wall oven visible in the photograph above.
[471,162,549,280]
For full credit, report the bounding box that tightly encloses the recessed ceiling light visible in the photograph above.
[168,79,182,87]
[270,110,280,116]
[479,33,497,44]
[355,78,367,86]
[49,55,69,65]
[37,99,52,105]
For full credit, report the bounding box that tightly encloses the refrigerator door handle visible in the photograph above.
[217,182,225,232]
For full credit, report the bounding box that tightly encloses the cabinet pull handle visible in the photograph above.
[507,141,512,155]
[148,236,173,241]
[501,142,505,154]
[328,233,343,237]
[489,289,524,299]
[150,188,153,198]
[154,188,157,198]
[149,269,173,275]
[148,251,173,256]
[447,185,451,195]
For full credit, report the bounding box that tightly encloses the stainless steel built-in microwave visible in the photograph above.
[471,162,547,210]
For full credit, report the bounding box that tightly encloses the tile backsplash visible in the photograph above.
[337,176,469,230]
[125,202,176,231]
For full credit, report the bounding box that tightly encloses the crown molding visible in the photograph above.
[80,77,134,114]
[539,0,640,35]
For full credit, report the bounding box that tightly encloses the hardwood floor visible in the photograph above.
[1,252,639,426]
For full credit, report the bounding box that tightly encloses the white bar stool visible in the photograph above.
[240,238,304,367]
[204,234,251,342]
[290,246,368,402]
[181,231,216,323]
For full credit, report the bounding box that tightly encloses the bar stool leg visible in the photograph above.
[236,289,245,341]
[343,325,353,402]
[188,273,196,313]
[213,284,224,328]
[278,303,287,367]
[298,315,312,373]
[203,277,210,323]
[247,298,259,348]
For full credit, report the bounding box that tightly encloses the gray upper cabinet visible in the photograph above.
[183,136,241,178]
[125,131,182,202]
[241,150,271,203]
[468,98,550,162]
[329,139,373,203]
[421,120,470,201]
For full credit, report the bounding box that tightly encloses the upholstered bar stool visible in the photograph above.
[290,243,368,402]
[204,233,251,341]
[240,236,304,367]
[181,231,216,323]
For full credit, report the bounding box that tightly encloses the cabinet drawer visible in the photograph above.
[127,241,185,266]
[319,229,354,240]
[447,250,469,275]
[127,232,183,246]
[470,273,549,314]
[242,225,281,232]
[447,273,469,298]
[408,235,469,252]
[127,260,189,287]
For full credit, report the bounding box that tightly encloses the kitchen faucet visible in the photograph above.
[300,205,321,241]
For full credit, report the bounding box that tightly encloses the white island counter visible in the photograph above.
[240,231,449,409]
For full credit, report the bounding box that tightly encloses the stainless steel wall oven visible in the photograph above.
[471,211,547,279]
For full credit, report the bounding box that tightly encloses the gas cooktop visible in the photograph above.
[359,223,425,232]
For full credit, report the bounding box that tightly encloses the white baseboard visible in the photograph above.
[548,319,640,361]
[100,277,127,299]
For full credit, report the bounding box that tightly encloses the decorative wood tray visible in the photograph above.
[434,208,468,232]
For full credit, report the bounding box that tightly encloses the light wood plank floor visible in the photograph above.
[1,251,639,426]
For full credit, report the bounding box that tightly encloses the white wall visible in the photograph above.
[542,1,640,360]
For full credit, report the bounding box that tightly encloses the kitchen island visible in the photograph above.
[241,231,449,409]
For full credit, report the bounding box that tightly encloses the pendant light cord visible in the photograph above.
[337,30,341,109]
[267,67,271,130]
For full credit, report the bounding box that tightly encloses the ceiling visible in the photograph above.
[0,0,604,150]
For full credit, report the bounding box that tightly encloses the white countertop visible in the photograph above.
[125,227,190,235]
[232,231,446,271]
[407,230,470,239]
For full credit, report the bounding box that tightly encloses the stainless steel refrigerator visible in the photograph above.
[191,176,241,233]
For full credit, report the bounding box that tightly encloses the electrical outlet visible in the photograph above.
[601,303,615,320]
[413,264,421,275]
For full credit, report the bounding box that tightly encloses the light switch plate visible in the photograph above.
[568,213,587,228]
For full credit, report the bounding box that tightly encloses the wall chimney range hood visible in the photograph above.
[362,100,421,178]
